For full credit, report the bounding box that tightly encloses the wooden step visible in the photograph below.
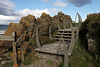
[57,33,72,35]
[58,27,76,32]
[53,35,72,38]
[57,33,76,35]
[53,38,71,41]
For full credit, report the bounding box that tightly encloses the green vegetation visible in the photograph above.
[1,62,13,67]
[23,52,39,65]
[80,13,100,57]
[69,43,100,67]
[46,60,52,65]
[59,42,100,67]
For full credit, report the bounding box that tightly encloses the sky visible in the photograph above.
[0,0,100,25]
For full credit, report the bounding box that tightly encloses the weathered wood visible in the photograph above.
[58,17,61,30]
[21,36,25,62]
[63,39,68,67]
[68,21,75,55]
[49,24,52,40]
[63,18,66,30]
[36,23,41,48]
[12,32,18,65]
[0,35,14,41]
[13,42,17,65]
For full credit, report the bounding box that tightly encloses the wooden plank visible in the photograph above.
[49,24,52,40]
[36,23,41,48]
[54,35,71,38]
[13,42,18,65]
[57,33,72,35]
[53,38,71,41]
[58,27,76,32]
[0,35,14,41]
[63,39,68,67]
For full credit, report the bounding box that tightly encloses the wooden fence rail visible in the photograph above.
[0,13,82,67]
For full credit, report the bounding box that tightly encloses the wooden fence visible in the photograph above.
[0,13,82,67]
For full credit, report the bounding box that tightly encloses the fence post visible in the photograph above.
[49,22,52,40]
[58,17,61,30]
[63,39,68,67]
[36,23,41,48]
[12,32,18,67]
[21,36,25,63]
[63,18,66,30]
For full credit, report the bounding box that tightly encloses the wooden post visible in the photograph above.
[68,21,75,55]
[63,18,66,30]
[58,17,61,30]
[21,36,25,63]
[49,23,52,40]
[36,23,41,48]
[63,39,68,67]
[12,32,19,67]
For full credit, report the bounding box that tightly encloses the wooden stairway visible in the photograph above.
[35,27,77,61]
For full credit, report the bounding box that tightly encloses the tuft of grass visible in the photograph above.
[58,42,100,67]
[46,60,52,65]
[69,44,100,67]
[23,52,39,65]
[58,63,63,67]
[1,62,13,67]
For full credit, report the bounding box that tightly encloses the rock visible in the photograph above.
[4,23,23,37]
[1,60,12,66]
[0,12,72,54]
[0,55,8,60]
[80,13,100,60]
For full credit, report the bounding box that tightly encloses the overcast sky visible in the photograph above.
[0,0,100,25]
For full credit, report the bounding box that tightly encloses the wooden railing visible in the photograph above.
[0,32,18,66]
[0,13,82,67]
[15,13,82,67]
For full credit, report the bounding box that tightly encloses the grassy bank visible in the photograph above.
[69,43,100,67]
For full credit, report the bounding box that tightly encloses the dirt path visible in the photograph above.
[20,58,60,67]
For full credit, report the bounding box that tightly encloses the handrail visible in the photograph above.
[16,23,34,45]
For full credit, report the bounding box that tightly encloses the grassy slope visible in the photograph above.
[69,43,100,67]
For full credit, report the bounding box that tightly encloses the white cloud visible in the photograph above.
[0,0,20,16]
[49,8,60,14]
[18,8,50,18]
[0,8,60,25]
[53,1,67,7]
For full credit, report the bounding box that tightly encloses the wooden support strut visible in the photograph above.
[36,23,41,48]
[68,20,75,55]
[63,39,69,67]
[63,18,66,30]
[12,32,19,67]
[21,36,25,63]
[58,17,61,30]
[49,22,52,40]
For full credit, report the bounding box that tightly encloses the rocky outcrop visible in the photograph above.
[4,23,23,37]
[80,13,100,60]
[0,12,72,54]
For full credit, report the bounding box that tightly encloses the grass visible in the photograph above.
[58,43,100,67]
[69,44,100,67]
[23,52,39,65]
[46,60,52,65]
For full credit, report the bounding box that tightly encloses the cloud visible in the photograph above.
[18,8,60,17]
[65,0,91,7]
[0,0,60,25]
[18,8,50,18]
[53,1,67,7]
[0,8,60,24]
[0,0,20,16]
[49,8,60,14]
